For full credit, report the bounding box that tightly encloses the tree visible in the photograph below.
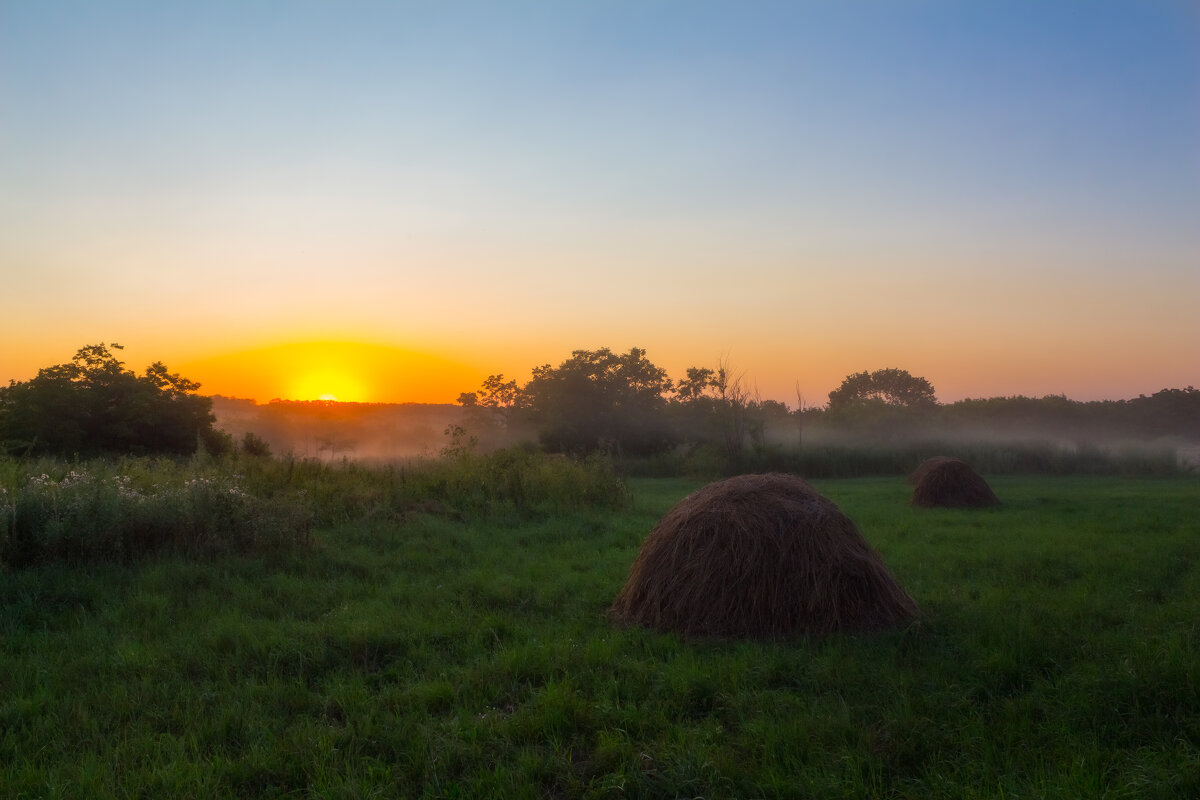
[457,374,528,429]
[0,343,218,456]
[670,366,722,449]
[675,367,715,402]
[746,398,792,453]
[672,358,758,458]
[711,357,751,459]
[240,431,273,457]
[827,368,938,412]
[825,368,938,436]
[524,347,675,454]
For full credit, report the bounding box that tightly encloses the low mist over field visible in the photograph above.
[211,397,465,461]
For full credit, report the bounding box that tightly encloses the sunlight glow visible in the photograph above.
[288,369,368,403]
[176,340,481,404]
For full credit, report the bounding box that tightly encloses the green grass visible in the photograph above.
[2,474,1198,798]
[0,449,626,567]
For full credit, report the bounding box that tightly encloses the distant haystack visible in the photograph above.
[609,473,918,639]
[907,456,960,486]
[910,457,1000,508]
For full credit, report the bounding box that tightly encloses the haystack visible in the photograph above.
[907,455,959,485]
[608,473,918,639]
[910,457,999,508]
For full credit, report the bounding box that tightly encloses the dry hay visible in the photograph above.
[910,457,1000,508]
[608,473,919,639]
[907,455,960,485]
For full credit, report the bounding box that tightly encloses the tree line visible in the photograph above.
[2,343,1197,459]
[457,348,1200,458]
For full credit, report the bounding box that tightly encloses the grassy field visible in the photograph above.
[2,472,1197,798]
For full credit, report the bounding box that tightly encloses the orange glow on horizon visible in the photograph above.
[177,341,480,404]
[3,333,1192,410]
[287,367,371,404]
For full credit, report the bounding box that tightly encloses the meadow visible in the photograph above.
[1,454,1197,798]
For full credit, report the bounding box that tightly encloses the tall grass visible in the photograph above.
[234,446,628,525]
[0,447,627,569]
[620,437,1187,479]
[1,460,313,567]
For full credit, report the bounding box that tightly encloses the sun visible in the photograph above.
[179,340,480,404]
[290,369,369,403]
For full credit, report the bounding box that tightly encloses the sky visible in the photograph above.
[2,0,1198,406]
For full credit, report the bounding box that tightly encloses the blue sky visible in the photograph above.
[2,0,1197,403]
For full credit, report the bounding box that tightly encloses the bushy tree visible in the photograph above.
[524,347,675,455]
[675,367,716,401]
[670,359,755,462]
[458,374,528,428]
[827,368,938,411]
[0,343,218,456]
[824,368,939,436]
[240,431,273,457]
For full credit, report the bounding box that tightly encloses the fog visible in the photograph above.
[211,392,1199,470]
[211,397,475,461]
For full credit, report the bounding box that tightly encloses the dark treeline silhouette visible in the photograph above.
[0,343,222,457]
[936,390,1200,442]
[456,350,1200,468]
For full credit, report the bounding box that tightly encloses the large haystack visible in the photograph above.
[609,473,918,639]
[910,457,999,508]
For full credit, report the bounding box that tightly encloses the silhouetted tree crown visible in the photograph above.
[0,343,218,456]
[523,347,675,455]
[828,368,938,411]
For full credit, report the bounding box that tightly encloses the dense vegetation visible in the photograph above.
[0,448,625,570]
[2,473,1196,798]
[0,344,223,457]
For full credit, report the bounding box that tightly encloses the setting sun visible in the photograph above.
[175,340,481,404]
[288,368,369,404]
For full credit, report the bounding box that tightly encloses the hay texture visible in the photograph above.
[907,456,960,485]
[910,457,1000,508]
[609,473,918,639]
